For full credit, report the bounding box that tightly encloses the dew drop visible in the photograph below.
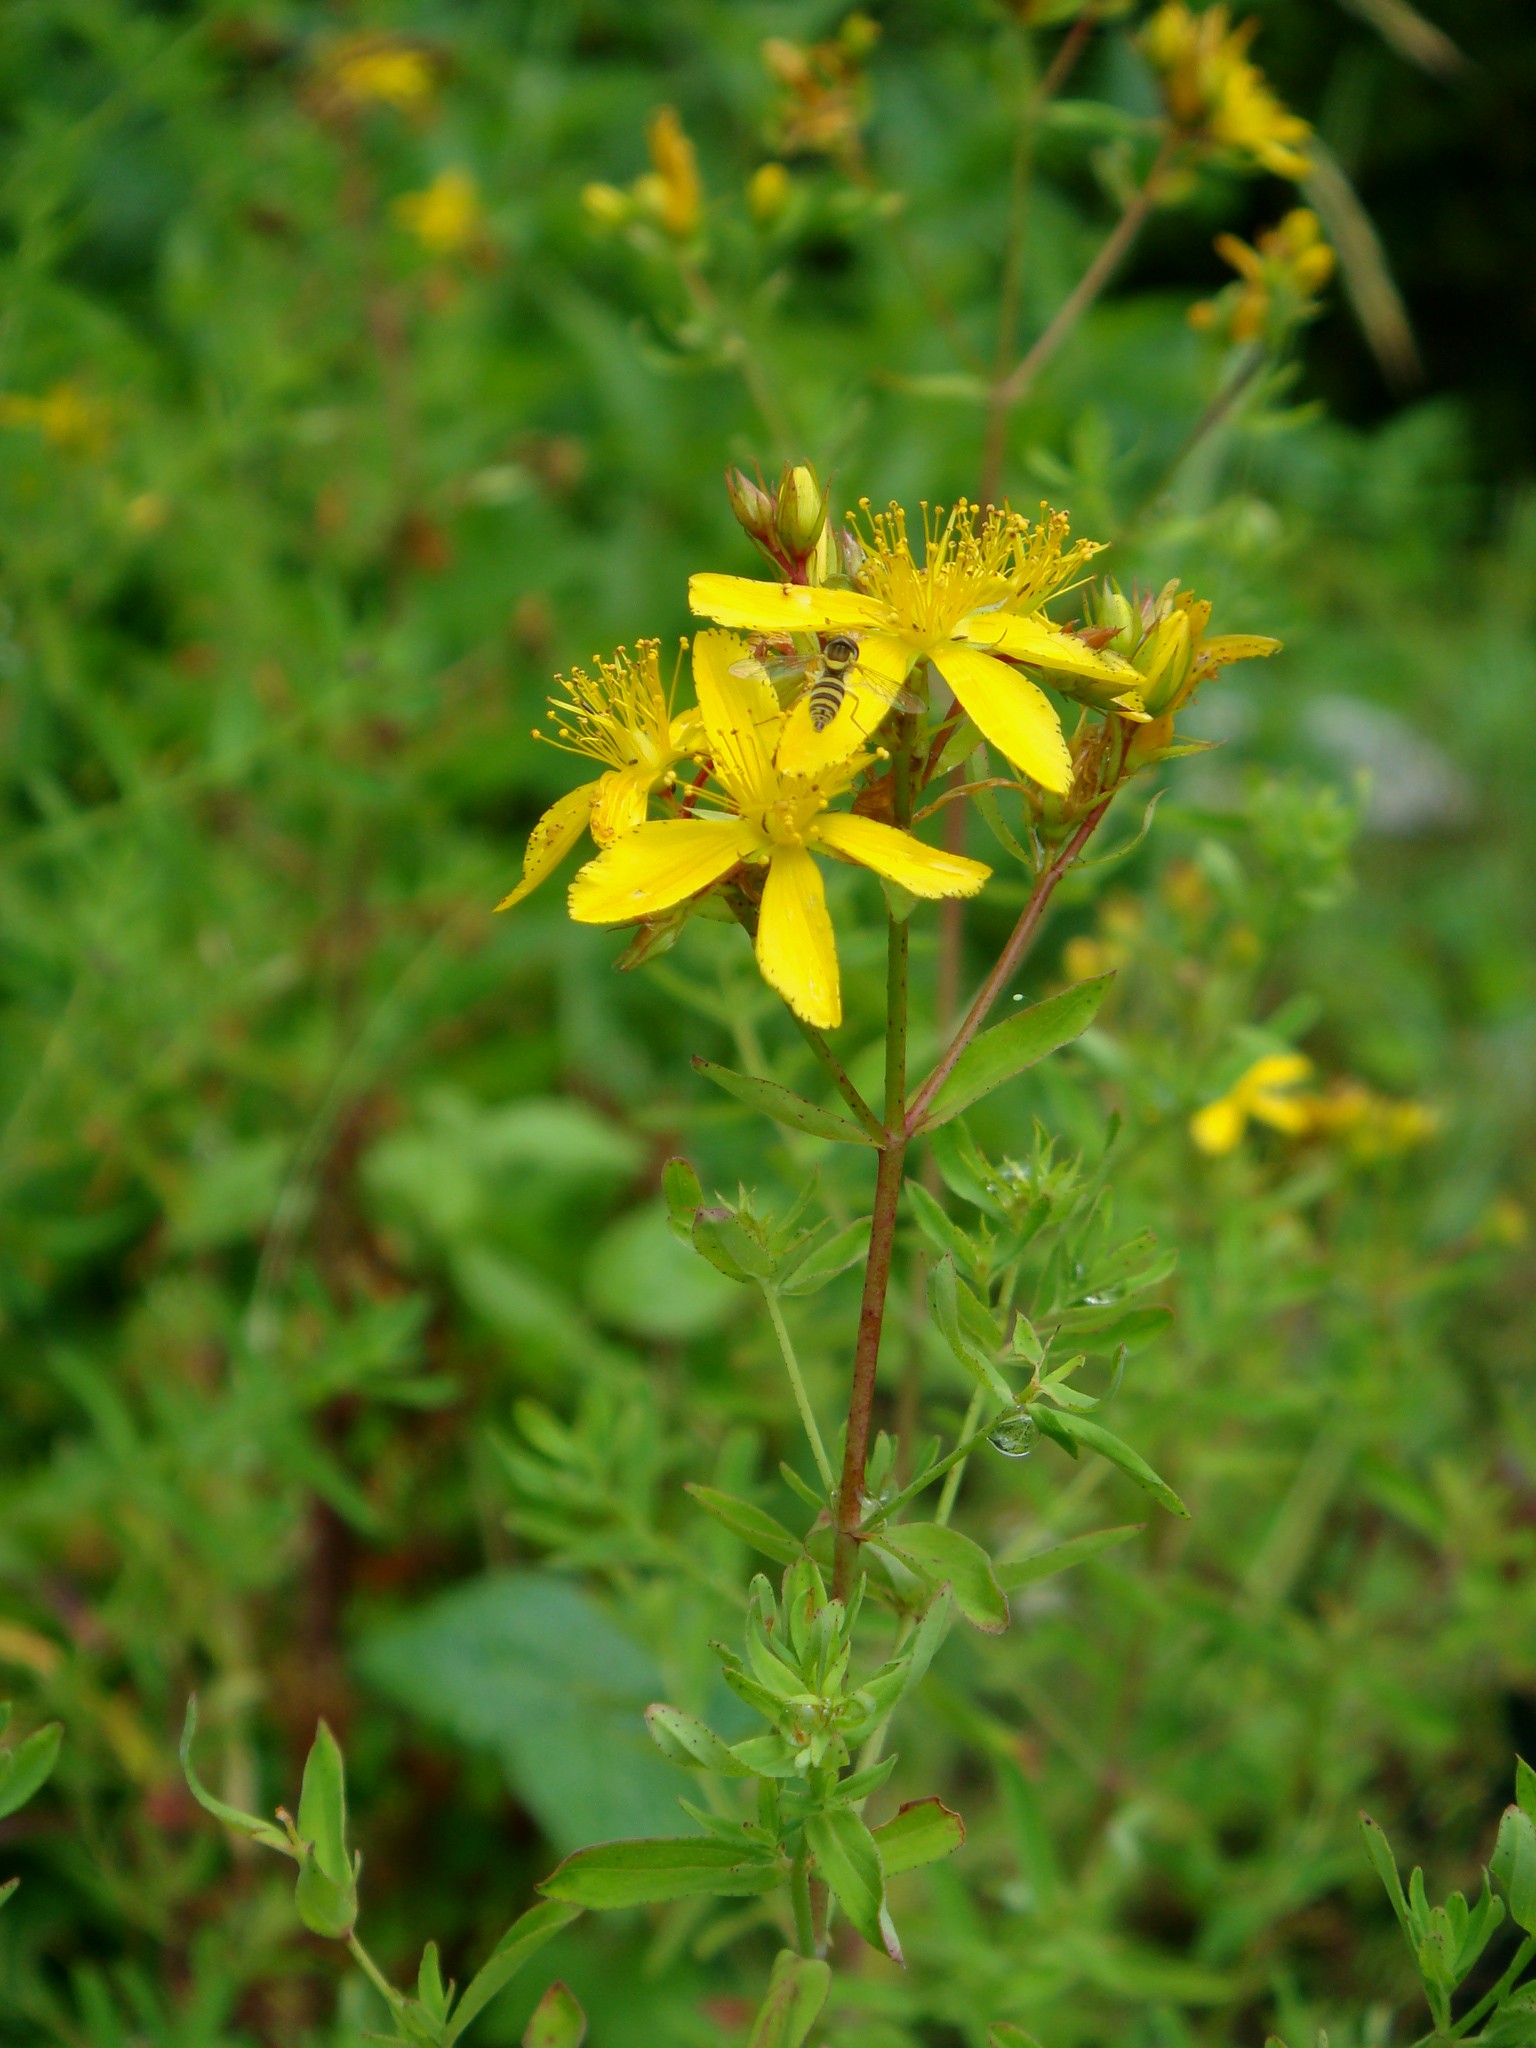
[988,1406,1039,1458]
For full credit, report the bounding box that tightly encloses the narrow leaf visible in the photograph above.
[692,1207,775,1282]
[747,1951,832,2048]
[1042,1412,1188,1519]
[1494,1807,1536,1935]
[662,1157,702,1240]
[685,1484,802,1565]
[444,1901,583,2046]
[995,1525,1143,1591]
[805,1808,898,1960]
[178,1698,292,1855]
[928,1256,1011,1402]
[874,1797,966,1876]
[646,1703,753,1777]
[1360,1815,1414,1942]
[878,1523,1009,1633]
[523,1982,586,2048]
[692,1058,876,1144]
[0,1722,61,1822]
[538,1835,784,1909]
[778,1217,871,1296]
[916,977,1111,1129]
[296,1721,350,1886]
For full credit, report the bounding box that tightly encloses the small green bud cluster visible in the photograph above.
[724,460,832,578]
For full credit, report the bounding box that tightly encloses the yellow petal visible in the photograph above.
[1191,1096,1246,1156]
[932,643,1072,793]
[589,766,652,845]
[1240,1052,1312,1094]
[813,813,990,899]
[568,817,759,924]
[692,628,782,807]
[968,611,1140,685]
[495,782,597,911]
[773,631,917,779]
[1249,1090,1315,1136]
[756,845,841,1029]
[688,572,888,635]
[1199,634,1282,670]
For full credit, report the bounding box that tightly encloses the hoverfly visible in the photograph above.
[730,631,920,739]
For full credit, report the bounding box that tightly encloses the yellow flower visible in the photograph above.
[689,501,1141,791]
[1142,3,1312,181]
[1300,1082,1440,1161]
[1191,1052,1313,1155]
[568,631,990,1028]
[762,18,877,167]
[0,382,112,456]
[1190,209,1335,342]
[496,641,699,913]
[748,161,792,224]
[392,169,485,256]
[634,107,702,239]
[322,37,436,113]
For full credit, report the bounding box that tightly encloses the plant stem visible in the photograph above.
[834,721,916,1594]
[790,1841,818,1957]
[1451,1934,1536,2037]
[791,1012,887,1141]
[906,797,1111,1136]
[347,1934,402,2016]
[763,1286,837,1494]
[935,1387,988,1526]
[993,133,1175,416]
[1121,340,1267,537]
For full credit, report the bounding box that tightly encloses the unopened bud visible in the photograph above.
[774,462,829,560]
[1089,583,1139,658]
[725,466,777,546]
[1138,611,1194,715]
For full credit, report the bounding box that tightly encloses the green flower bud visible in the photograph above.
[1138,611,1194,715]
[725,466,777,547]
[774,462,829,560]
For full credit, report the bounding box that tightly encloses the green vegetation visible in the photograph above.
[1,5,1532,2045]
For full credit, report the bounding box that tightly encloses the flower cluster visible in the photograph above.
[762,13,881,171]
[1193,1054,1438,1159]
[499,468,1279,1034]
[1141,2,1312,181]
[1190,209,1336,345]
[582,107,703,241]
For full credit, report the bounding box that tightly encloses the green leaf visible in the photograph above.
[915,977,1112,1130]
[662,1157,703,1240]
[692,1058,876,1144]
[778,1217,872,1296]
[1494,1806,1536,1934]
[928,1256,1012,1402]
[905,1181,987,1277]
[995,1524,1143,1591]
[416,1944,449,2024]
[294,1841,357,1940]
[179,1698,292,1855]
[442,1901,583,2046]
[1484,1988,1536,2047]
[1054,1303,1172,1351]
[523,1982,586,2048]
[1517,1756,1536,1822]
[297,1721,350,1887]
[645,1703,753,1777]
[1038,1412,1188,1518]
[538,1835,784,1909]
[873,1797,966,1876]
[0,1720,62,1822]
[747,1951,832,2048]
[692,1206,776,1282]
[1360,1815,1413,1942]
[878,1523,1009,1633]
[685,1484,803,1565]
[805,1808,898,1960]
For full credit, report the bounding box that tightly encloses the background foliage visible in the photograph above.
[1,2,1533,2044]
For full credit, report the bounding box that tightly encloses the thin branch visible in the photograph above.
[906,796,1112,1136]
[763,1285,837,1494]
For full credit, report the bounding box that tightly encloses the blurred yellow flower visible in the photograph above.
[568,631,989,1028]
[1142,3,1312,180]
[392,169,485,256]
[497,641,699,913]
[636,107,702,238]
[1190,209,1335,343]
[323,38,436,113]
[691,501,1139,790]
[748,161,792,223]
[0,381,112,456]
[763,15,879,167]
[1300,1082,1439,1161]
[1191,1053,1313,1154]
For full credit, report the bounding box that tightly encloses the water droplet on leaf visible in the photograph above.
[989,1407,1039,1458]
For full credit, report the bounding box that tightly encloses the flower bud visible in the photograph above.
[581,181,631,229]
[725,466,777,547]
[774,462,829,561]
[1138,611,1194,715]
[1087,583,1139,659]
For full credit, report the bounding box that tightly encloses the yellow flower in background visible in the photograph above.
[1190,210,1335,343]
[321,36,436,113]
[0,382,112,456]
[1191,1053,1313,1154]
[747,161,792,224]
[392,169,485,256]
[1301,1082,1440,1161]
[496,641,699,913]
[763,15,879,167]
[1142,3,1312,180]
[568,631,989,1028]
[635,107,702,238]
[690,502,1141,791]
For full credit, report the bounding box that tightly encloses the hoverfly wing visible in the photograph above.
[728,653,809,686]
